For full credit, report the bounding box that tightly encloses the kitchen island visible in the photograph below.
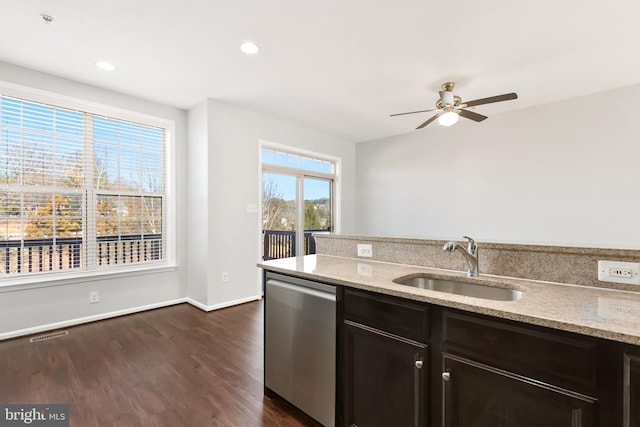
[260,253,640,427]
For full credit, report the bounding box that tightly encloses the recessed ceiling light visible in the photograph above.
[95,61,117,72]
[240,41,260,55]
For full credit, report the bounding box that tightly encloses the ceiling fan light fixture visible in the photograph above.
[390,82,517,130]
[438,109,459,127]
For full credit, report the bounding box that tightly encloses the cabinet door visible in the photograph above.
[624,353,640,427]
[443,354,597,427]
[342,321,427,427]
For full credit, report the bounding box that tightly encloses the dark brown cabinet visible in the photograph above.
[343,322,427,427]
[336,285,640,427]
[624,352,640,427]
[442,353,596,427]
[439,309,600,427]
[340,288,429,427]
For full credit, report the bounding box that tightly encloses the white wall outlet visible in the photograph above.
[89,291,99,304]
[246,204,258,214]
[357,244,373,258]
[222,272,229,282]
[598,261,640,285]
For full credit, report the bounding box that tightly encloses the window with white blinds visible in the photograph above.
[0,94,167,278]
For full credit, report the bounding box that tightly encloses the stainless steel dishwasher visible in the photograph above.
[265,272,336,427]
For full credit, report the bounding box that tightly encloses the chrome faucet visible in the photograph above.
[443,236,479,277]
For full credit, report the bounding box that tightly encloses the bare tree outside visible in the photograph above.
[142,164,162,234]
[263,177,290,230]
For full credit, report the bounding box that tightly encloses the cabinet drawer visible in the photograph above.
[443,353,597,427]
[442,310,598,394]
[343,288,429,343]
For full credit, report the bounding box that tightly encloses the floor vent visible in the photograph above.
[29,330,69,343]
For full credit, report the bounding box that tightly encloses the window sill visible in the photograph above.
[0,264,179,293]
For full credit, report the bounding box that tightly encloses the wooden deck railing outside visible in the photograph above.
[1,234,162,275]
[263,229,320,260]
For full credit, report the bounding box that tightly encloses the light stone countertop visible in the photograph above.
[259,254,640,346]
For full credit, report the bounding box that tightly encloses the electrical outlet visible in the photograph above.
[598,261,640,285]
[222,272,229,283]
[89,291,99,304]
[357,244,373,258]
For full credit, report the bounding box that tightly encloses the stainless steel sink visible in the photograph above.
[393,275,524,301]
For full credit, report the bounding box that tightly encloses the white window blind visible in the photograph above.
[0,94,166,278]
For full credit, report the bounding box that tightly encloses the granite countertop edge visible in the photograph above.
[258,254,640,346]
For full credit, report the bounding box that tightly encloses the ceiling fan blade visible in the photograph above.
[458,109,488,122]
[416,113,441,129]
[463,92,518,108]
[390,108,439,117]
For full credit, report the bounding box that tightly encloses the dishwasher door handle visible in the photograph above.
[266,279,336,302]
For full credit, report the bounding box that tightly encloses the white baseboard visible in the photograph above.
[186,294,262,312]
[0,295,264,341]
[0,298,188,341]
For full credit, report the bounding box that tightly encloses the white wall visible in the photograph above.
[356,83,640,249]
[187,99,356,309]
[0,61,356,336]
[0,61,189,338]
[186,101,209,304]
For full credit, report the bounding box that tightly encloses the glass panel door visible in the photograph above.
[262,172,297,260]
[262,173,333,260]
[261,144,336,260]
[303,177,332,257]
[303,177,331,232]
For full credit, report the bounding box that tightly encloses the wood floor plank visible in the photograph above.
[0,301,317,426]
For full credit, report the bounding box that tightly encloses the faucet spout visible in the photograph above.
[443,236,479,277]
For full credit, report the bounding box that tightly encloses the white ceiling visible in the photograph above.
[1,0,639,142]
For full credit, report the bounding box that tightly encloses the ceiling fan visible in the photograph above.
[390,82,518,129]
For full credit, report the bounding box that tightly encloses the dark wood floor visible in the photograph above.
[0,301,316,426]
